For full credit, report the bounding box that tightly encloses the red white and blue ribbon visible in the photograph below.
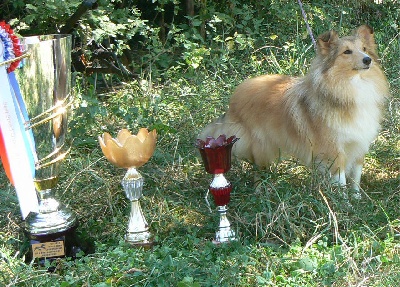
[0,21,38,219]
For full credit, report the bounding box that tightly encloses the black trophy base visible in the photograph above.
[24,223,85,269]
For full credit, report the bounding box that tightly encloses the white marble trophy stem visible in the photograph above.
[121,167,151,245]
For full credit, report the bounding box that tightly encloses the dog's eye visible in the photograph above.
[343,49,353,54]
[363,47,367,52]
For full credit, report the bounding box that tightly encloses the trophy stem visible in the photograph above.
[214,205,236,244]
[25,187,78,235]
[125,200,151,244]
[121,168,152,247]
[209,173,236,244]
[37,188,60,213]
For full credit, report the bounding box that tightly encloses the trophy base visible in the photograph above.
[24,208,95,269]
[23,203,81,266]
[212,229,236,245]
[125,231,154,249]
[24,223,82,268]
[212,205,237,245]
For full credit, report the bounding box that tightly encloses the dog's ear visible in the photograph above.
[317,30,338,55]
[354,25,375,45]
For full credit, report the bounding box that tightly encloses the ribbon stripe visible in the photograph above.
[0,21,39,219]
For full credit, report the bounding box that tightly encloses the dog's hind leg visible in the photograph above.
[253,166,268,194]
[331,169,347,187]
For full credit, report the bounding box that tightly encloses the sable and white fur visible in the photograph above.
[199,25,389,194]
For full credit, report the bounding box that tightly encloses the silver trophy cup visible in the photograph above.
[16,34,79,263]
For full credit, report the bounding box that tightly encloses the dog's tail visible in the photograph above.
[198,113,257,164]
[198,113,243,140]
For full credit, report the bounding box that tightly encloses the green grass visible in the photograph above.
[1,2,400,286]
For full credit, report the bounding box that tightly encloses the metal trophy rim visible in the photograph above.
[0,34,73,68]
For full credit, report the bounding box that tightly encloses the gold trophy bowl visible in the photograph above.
[99,128,157,247]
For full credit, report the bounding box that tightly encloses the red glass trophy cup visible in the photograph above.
[196,135,238,244]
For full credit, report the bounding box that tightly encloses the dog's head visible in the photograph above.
[316,25,379,74]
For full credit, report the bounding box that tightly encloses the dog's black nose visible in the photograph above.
[363,56,371,66]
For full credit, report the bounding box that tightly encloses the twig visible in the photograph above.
[317,189,341,245]
[298,0,317,50]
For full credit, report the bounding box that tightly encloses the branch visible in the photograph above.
[60,0,98,34]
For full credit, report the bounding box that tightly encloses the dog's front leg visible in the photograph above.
[328,154,347,187]
[346,159,364,199]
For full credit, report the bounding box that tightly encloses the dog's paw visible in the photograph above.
[348,186,362,200]
[350,190,362,200]
[348,182,362,200]
[330,172,347,188]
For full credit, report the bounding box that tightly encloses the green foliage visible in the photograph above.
[13,0,79,33]
[1,1,400,286]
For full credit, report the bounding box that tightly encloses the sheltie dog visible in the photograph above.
[199,25,389,197]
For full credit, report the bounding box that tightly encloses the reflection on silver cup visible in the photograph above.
[15,34,79,263]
